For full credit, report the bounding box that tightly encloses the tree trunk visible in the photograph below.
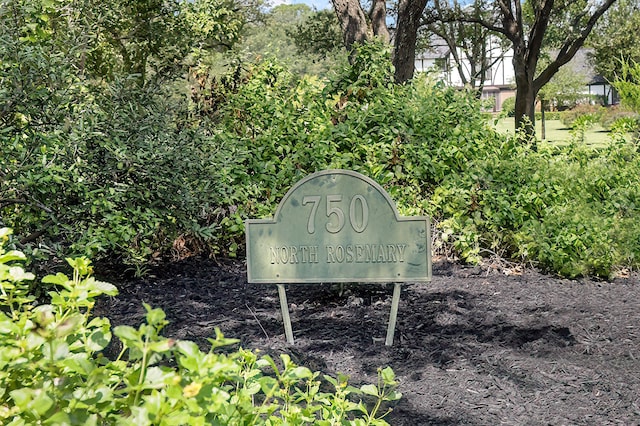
[369,0,390,42]
[331,0,371,54]
[393,0,428,83]
[513,80,536,142]
[512,40,537,145]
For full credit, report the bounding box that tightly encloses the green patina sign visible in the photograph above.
[246,169,431,283]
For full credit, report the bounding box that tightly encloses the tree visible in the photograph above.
[537,60,589,111]
[430,0,618,138]
[423,0,510,93]
[331,0,375,51]
[237,4,344,76]
[589,0,640,83]
[330,0,425,81]
[393,0,429,82]
[62,0,259,84]
[289,9,343,59]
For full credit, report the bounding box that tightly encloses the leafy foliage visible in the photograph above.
[0,0,253,271]
[434,132,640,277]
[500,97,516,117]
[589,0,640,82]
[3,15,640,280]
[0,229,400,424]
[613,60,640,114]
[288,8,343,59]
[561,104,604,129]
[537,63,590,111]
[1,76,231,272]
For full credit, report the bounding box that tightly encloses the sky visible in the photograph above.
[270,0,332,10]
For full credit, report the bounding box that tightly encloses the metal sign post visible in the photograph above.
[246,170,431,346]
[277,284,295,344]
[385,283,402,346]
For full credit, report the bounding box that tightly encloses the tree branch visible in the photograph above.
[424,1,508,39]
[526,0,555,70]
[0,198,59,245]
[0,198,55,214]
[534,0,618,91]
[19,220,55,245]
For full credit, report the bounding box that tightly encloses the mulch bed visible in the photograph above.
[94,257,640,425]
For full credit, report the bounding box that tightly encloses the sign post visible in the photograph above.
[246,170,431,345]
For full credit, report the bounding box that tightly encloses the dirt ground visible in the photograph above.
[94,257,640,425]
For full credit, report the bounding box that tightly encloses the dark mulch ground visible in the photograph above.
[94,257,640,425]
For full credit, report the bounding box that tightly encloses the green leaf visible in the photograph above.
[62,354,95,375]
[0,250,27,263]
[177,340,204,371]
[259,376,279,395]
[44,340,70,361]
[55,314,83,338]
[323,375,338,387]
[284,366,313,380]
[9,388,32,409]
[148,338,174,353]
[244,380,262,396]
[143,366,172,389]
[114,325,139,342]
[42,272,70,286]
[143,303,166,326]
[8,266,35,282]
[380,366,396,384]
[176,340,201,358]
[9,388,53,415]
[92,280,118,296]
[385,390,402,401]
[44,412,71,425]
[87,329,112,351]
[66,257,92,275]
[359,384,379,397]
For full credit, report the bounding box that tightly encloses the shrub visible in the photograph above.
[0,228,400,424]
[561,104,604,128]
[500,96,516,117]
[207,43,504,252]
[5,33,640,279]
[598,105,639,130]
[0,79,232,273]
[612,60,640,113]
[431,139,640,278]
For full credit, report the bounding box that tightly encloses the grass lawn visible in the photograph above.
[491,117,615,148]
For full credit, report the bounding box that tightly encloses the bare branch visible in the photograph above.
[19,220,55,245]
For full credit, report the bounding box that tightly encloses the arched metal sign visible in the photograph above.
[245,169,432,345]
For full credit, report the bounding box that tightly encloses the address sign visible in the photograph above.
[246,169,431,283]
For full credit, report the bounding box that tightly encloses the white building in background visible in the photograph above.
[415,40,617,112]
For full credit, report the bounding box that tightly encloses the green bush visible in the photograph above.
[613,60,640,113]
[500,97,516,117]
[598,105,639,130]
[432,139,640,278]
[206,42,503,250]
[608,115,640,134]
[0,79,233,273]
[0,228,400,424]
[561,104,604,128]
[4,31,640,278]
